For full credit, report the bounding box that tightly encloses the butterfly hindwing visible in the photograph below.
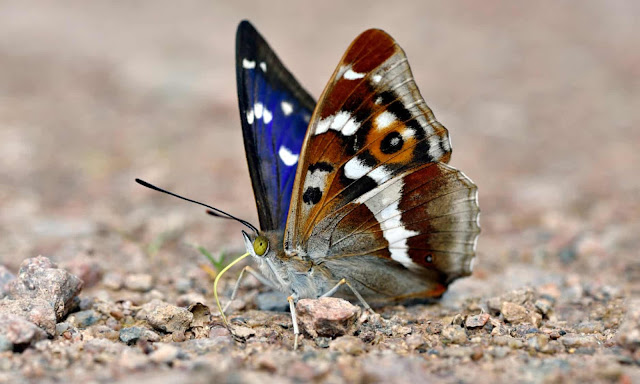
[284,29,479,297]
[236,21,315,231]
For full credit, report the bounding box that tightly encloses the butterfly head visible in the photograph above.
[242,230,271,258]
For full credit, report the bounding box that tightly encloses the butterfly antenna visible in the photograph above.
[135,178,259,233]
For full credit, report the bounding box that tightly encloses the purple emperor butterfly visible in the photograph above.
[138,21,480,349]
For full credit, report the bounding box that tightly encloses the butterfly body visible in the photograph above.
[236,21,480,307]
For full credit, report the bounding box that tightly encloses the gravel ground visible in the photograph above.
[1,1,638,383]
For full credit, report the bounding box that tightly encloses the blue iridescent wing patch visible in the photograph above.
[236,21,315,231]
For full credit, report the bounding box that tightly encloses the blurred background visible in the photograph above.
[0,1,638,297]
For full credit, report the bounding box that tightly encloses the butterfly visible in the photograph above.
[137,20,480,349]
[229,20,480,346]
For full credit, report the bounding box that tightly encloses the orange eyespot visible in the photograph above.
[253,236,269,256]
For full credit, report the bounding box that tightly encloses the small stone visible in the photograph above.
[527,334,550,351]
[255,291,289,312]
[150,344,180,364]
[315,337,331,348]
[118,349,149,370]
[233,326,255,339]
[6,256,83,320]
[329,335,365,355]
[124,274,153,292]
[0,266,16,298]
[534,299,553,316]
[487,297,502,315]
[64,258,103,288]
[296,297,361,338]
[405,334,427,351]
[174,278,192,294]
[442,346,473,358]
[102,272,124,290]
[0,313,47,348]
[55,322,71,335]
[176,293,207,307]
[0,298,57,335]
[70,310,100,328]
[0,335,12,352]
[138,299,193,334]
[255,353,278,373]
[442,325,467,345]
[465,313,490,328]
[451,314,465,326]
[617,298,640,351]
[471,346,484,361]
[490,346,510,358]
[575,321,604,334]
[508,338,524,349]
[501,302,529,324]
[561,334,599,349]
[119,326,160,345]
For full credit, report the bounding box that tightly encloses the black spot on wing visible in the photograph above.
[380,131,404,154]
[302,187,322,205]
[378,90,433,163]
[308,162,334,173]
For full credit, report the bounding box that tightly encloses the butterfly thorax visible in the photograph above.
[246,230,334,299]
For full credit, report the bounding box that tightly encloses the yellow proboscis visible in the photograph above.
[213,252,250,327]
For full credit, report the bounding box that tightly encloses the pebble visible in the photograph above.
[118,349,150,370]
[0,313,47,348]
[102,272,124,290]
[119,326,160,345]
[405,334,427,351]
[70,309,100,328]
[233,326,256,339]
[0,335,12,352]
[0,266,16,298]
[616,298,640,351]
[176,293,207,307]
[465,313,490,328]
[501,302,529,324]
[0,298,58,336]
[5,256,83,320]
[124,273,153,292]
[527,334,550,352]
[534,299,553,316]
[329,335,365,355]
[574,321,604,334]
[174,278,193,294]
[138,299,193,334]
[296,297,361,338]
[561,334,600,349]
[63,258,103,288]
[255,291,289,312]
[471,346,484,360]
[441,325,467,345]
[315,337,331,348]
[56,322,71,335]
[150,344,181,364]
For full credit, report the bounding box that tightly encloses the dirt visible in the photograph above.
[0,1,638,383]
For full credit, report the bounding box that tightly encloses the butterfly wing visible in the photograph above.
[236,21,315,231]
[284,29,479,299]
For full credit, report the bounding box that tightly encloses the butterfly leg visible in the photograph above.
[223,266,277,313]
[320,278,376,314]
[287,294,301,350]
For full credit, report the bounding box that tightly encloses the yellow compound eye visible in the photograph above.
[253,235,269,256]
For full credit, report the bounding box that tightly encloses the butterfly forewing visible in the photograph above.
[236,21,315,231]
[285,29,479,293]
